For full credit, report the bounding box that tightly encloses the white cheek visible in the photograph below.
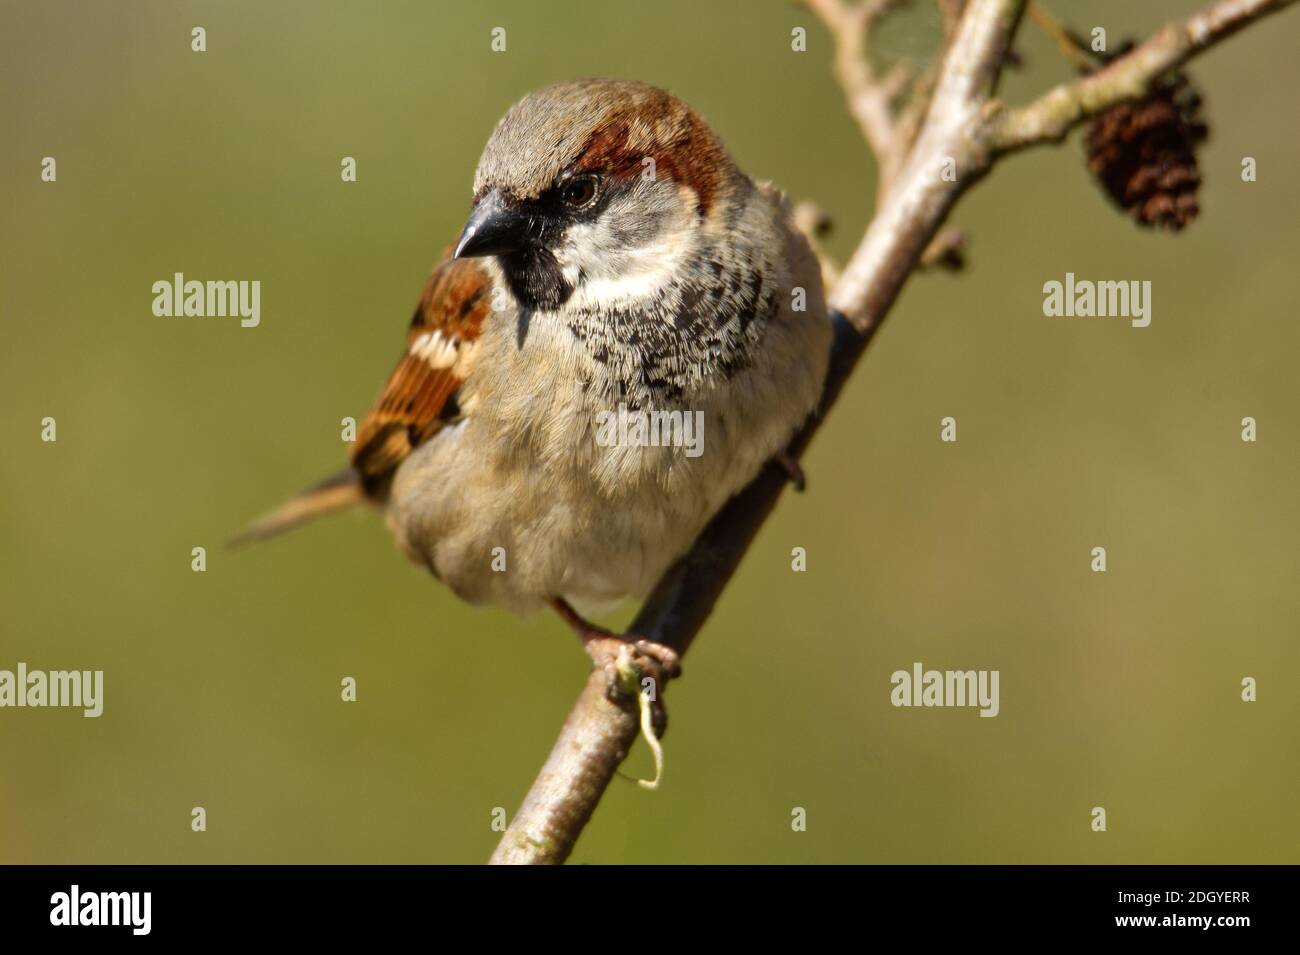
[556,186,696,307]
[569,227,691,302]
[558,257,582,288]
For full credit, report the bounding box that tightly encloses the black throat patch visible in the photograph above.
[499,246,574,312]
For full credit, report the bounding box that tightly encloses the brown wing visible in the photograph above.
[352,255,492,494]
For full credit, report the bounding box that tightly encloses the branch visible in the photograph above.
[828,0,1022,329]
[990,0,1297,154]
[489,0,1291,864]
[488,669,636,864]
[937,0,967,41]
[806,0,915,191]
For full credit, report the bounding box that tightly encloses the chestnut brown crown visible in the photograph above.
[471,78,738,215]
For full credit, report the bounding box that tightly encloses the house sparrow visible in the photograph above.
[237,79,830,686]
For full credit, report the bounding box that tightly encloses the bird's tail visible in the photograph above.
[228,467,366,548]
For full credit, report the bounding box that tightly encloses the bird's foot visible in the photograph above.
[773,451,807,492]
[550,598,681,736]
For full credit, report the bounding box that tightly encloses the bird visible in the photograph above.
[235,78,831,689]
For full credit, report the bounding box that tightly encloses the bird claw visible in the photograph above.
[774,452,807,492]
[584,635,679,737]
[550,597,681,735]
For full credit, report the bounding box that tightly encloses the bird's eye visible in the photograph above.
[559,175,600,210]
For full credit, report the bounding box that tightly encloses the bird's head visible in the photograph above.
[456,79,743,312]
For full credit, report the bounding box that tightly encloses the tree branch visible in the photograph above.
[827,0,1022,330]
[805,0,915,192]
[488,669,637,864]
[989,0,1297,154]
[489,0,1292,864]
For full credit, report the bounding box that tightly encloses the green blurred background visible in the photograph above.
[2,0,1296,864]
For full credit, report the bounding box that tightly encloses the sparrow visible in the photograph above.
[236,79,831,685]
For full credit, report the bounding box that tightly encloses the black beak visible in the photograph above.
[454,190,533,259]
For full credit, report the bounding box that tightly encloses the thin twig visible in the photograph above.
[919,226,966,270]
[1026,0,1095,73]
[806,0,914,192]
[990,0,1297,154]
[937,0,967,40]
